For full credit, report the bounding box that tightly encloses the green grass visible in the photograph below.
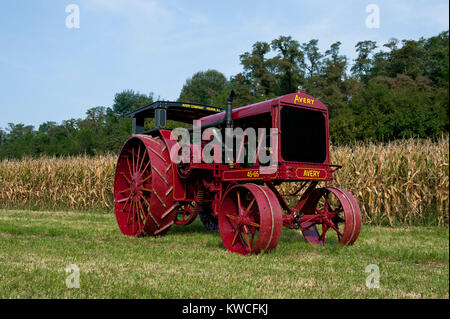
[0,209,448,299]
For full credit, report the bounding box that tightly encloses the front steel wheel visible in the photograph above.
[219,184,282,255]
[299,187,362,245]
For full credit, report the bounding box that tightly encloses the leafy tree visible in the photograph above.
[312,41,349,118]
[0,129,5,146]
[323,42,348,83]
[301,39,323,78]
[388,39,427,79]
[351,40,377,82]
[230,73,258,107]
[345,74,446,141]
[240,42,278,98]
[270,36,305,95]
[178,70,229,107]
[422,31,449,88]
[112,90,153,117]
[370,38,399,77]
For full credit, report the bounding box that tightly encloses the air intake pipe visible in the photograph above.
[224,90,235,167]
[225,90,235,129]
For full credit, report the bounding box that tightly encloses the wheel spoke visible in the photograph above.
[328,222,343,238]
[246,221,260,228]
[131,201,136,227]
[139,151,148,174]
[136,144,142,173]
[243,232,252,253]
[244,198,255,217]
[132,148,136,174]
[138,200,148,223]
[320,223,329,245]
[120,172,131,185]
[138,201,144,228]
[329,206,343,218]
[225,212,238,231]
[116,196,130,203]
[142,174,152,183]
[127,200,135,226]
[225,214,238,230]
[236,192,242,215]
[126,157,133,179]
[138,148,148,175]
[140,158,152,177]
[250,229,256,247]
[122,196,132,214]
[136,201,142,227]
[126,208,136,226]
[119,188,131,194]
[231,228,240,246]
[135,201,141,230]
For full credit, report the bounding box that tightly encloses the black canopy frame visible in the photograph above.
[127,101,223,134]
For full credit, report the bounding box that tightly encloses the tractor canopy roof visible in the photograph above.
[199,90,327,126]
[127,101,224,124]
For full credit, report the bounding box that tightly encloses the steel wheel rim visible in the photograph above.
[219,184,282,255]
[114,138,153,236]
[300,187,360,245]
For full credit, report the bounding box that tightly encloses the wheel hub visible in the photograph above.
[130,172,143,198]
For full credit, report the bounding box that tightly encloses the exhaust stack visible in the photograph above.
[225,90,235,129]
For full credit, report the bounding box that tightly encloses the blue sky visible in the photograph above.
[0,0,448,130]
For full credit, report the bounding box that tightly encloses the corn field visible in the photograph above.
[0,137,448,225]
[279,136,449,225]
[0,155,116,212]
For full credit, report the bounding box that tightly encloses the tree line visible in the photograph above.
[0,31,448,159]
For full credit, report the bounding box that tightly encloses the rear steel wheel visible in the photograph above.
[114,135,177,237]
[299,187,361,245]
[114,138,152,236]
[219,184,282,255]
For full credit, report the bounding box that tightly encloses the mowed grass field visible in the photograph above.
[0,209,448,299]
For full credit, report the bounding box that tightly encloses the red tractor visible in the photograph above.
[113,89,362,255]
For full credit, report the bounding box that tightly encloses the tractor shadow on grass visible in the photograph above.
[166,217,344,255]
[169,219,218,235]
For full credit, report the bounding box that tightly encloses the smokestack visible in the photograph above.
[224,90,235,168]
[225,90,235,129]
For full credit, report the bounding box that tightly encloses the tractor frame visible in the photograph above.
[113,90,362,255]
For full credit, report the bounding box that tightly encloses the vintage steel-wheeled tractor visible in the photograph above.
[113,89,362,255]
